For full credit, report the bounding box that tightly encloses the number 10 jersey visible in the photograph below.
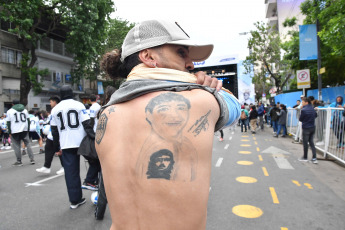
[50,99,90,149]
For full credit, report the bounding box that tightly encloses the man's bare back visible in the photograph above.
[96,89,220,230]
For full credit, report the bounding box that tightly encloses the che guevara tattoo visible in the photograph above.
[136,93,198,182]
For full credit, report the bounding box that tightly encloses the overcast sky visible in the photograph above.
[110,0,266,60]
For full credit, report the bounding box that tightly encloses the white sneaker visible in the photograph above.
[56,167,64,175]
[5,146,11,150]
[0,146,5,150]
[315,141,324,146]
[36,167,51,174]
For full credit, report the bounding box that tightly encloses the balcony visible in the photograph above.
[265,0,277,19]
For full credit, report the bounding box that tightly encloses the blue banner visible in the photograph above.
[299,24,318,60]
[97,81,104,95]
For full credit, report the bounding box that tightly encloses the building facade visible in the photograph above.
[0,21,97,114]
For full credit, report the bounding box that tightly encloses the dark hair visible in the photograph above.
[308,96,314,101]
[145,93,191,114]
[297,100,300,102]
[90,94,97,102]
[101,48,141,79]
[29,110,35,114]
[49,95,61,104]
[251,105,256,110]
[102,86,116,106]
[302,97,311,104]
[84,104,90,109]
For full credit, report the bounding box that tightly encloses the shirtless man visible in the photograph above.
[96,20,240,230]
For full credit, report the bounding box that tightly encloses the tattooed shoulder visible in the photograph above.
[96,113,108,145]
[188,110,211,137]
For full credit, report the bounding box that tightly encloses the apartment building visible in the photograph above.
[0,20,96,114]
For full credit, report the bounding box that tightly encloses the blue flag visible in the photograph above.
[299,24,318,60]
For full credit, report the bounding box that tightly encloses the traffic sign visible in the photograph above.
[296,69,311,89]
[262,93,266,97]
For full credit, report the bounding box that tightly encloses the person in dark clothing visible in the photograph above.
[257,102,265,130]
[270,104,279,134]
[293,100,301,108]
[249,105,258,134]
[274,104,287,137]
[329,96,344,148]
[298,97,318,163]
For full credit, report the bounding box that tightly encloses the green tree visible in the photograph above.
[0,0,114,105]
[244,22,292,96]
[281,0,345,89]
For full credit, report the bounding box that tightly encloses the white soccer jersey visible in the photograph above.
[50,99,90,149]
[6,108,29,134]
[29,115,40,132]
[89,102,101,132]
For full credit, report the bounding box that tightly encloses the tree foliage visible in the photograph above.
[281,0,345,89]
[243,22,292,96]
[0,0,114,105]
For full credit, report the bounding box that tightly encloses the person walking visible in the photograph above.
[298,97,318,163]
[6,99,35,166]
[240,105,249,132]
[51,86,95,209]
[249,105,258,134]
[36,95,64,175]
[274,104,287,137]
[257,101,265,130]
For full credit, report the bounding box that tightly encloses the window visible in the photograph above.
[53,39,63,55]
[1,47,22,65]
[40,37,51,51]
[41,71,52,81]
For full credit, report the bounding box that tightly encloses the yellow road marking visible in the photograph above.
[262,167,269,176]
[292,180,301,186]
[240,144,251,147]
[242,136,249,137]
[253,137,256,140]
[254,141,258,145]
[304,183,313,189]
[269,187,279,204]
[256,147,260,152]
[239,151,251,154]
[236,176,258,183]
[237,161,254,165]
[281,227,288,230]
[258,155,263,161]
[232,205,263,218]
[241,139,250,142]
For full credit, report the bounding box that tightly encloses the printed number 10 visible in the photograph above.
[57,110,80,130]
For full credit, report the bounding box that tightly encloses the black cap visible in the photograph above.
[60,85,73,100]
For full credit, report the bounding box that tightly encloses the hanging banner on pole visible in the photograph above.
[97,81,104,94]
[296,69,311,89]
[299,24,318,60]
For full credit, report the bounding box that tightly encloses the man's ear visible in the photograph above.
[139,49,156,68]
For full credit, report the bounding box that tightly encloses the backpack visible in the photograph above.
[240,110,247,120]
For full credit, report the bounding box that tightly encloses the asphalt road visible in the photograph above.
[0,126,344,230]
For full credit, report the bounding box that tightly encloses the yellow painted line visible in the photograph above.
[237,161,254,165]
[304,183,313,189]
[232,205,263,218]
[236,176,258,183]
[281,227,288,230]
[253,137,256,140]
[262,167,269,176]
[240,144,251,147]
[269,187,279,204]
[241,139,250,142]
[254,141,258,145]
[258,155,263,161]
[242,135,249,137]
[239,151,251,154]
[256,147,260,152]
[292,180,301,186]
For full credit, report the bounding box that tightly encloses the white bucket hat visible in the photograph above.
[120,20,213,62]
